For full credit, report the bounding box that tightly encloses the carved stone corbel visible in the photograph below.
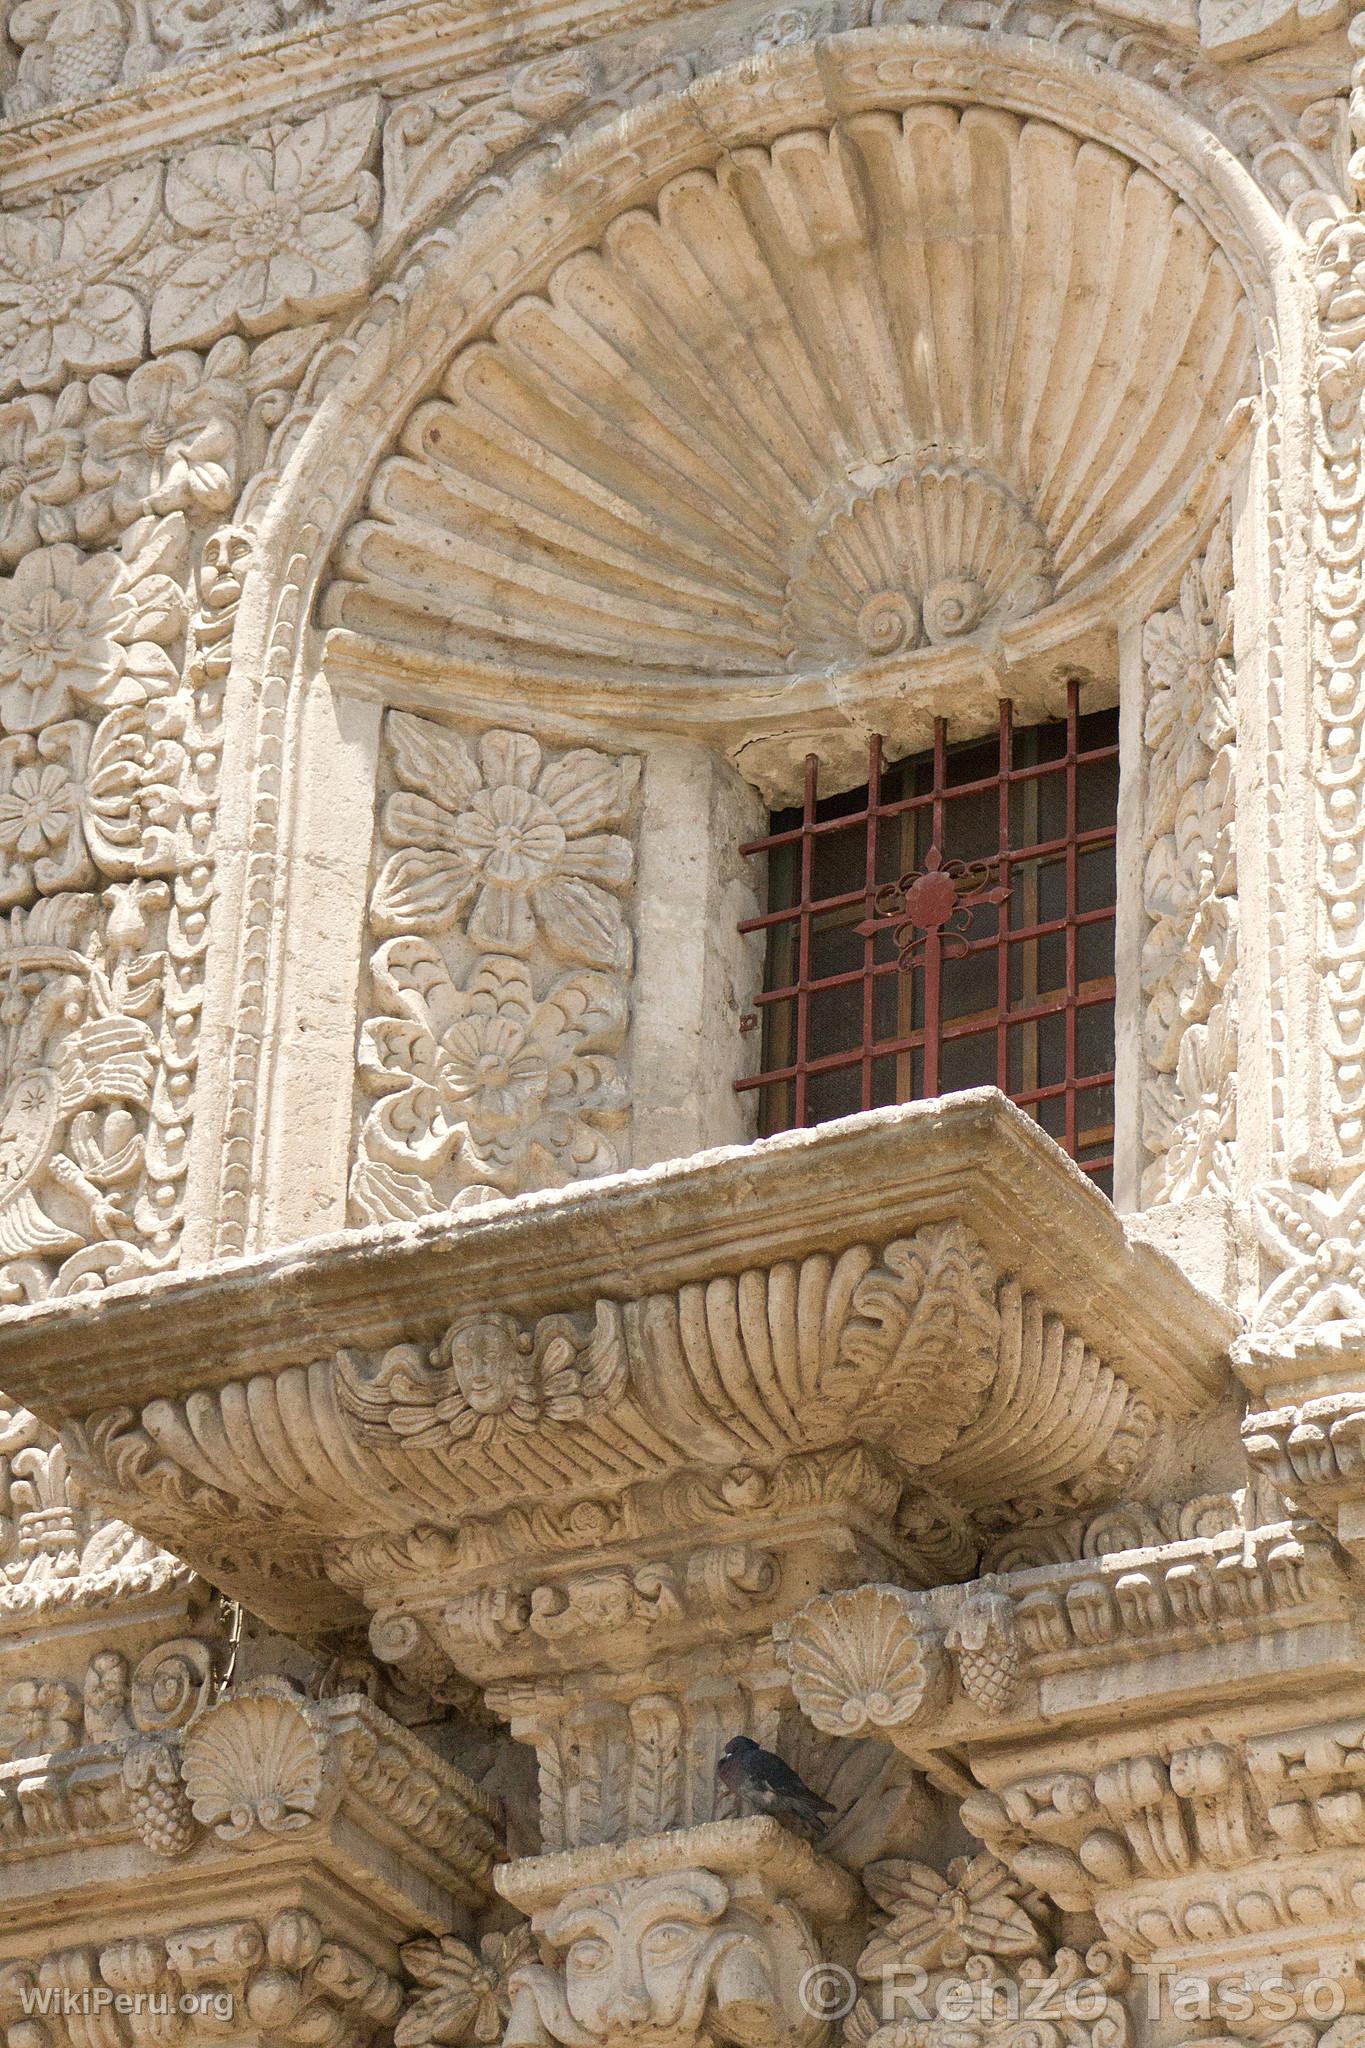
[495,1817,861,2048]
[1236,1324,1365,1560]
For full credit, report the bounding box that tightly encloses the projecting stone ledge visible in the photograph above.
[0,1093,1236,1690]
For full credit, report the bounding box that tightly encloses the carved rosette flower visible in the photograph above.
[372,716,638,970]
[0,389,85,567]
[0,172,158,395]
[397,1927,535,2048]
[860,1856,1049,1973]
[0,521,186,735]
[78,339,249,542]
[353,943,628,1218]
[0,724,93,906]
[151,100,379,350]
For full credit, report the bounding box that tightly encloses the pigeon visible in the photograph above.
[716,1735,836,1833]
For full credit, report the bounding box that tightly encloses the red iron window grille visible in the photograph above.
[737,685,1119,1194]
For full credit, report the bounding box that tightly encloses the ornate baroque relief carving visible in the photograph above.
[350,712,639,1222]
[495,1819,859,2048]
[1140,506,1239,1205]
[846,1849,1130,2048]
[0,510,232,1299]
[327,103,1252,730]
[0,1911,402,2048]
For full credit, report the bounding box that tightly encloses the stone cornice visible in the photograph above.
[0,1093,1232,1419]
[0,0,706,202]
[497,1813,862,1919]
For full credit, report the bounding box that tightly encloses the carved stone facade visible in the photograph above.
[0,0,1363,2040]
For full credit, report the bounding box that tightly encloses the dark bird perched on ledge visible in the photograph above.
[716,1735,836,1834]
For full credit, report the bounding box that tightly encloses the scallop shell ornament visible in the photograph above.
[784,1584,948,1736]
[180,1680,336,1842]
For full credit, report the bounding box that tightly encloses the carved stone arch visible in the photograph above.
[191,20,1324,1260]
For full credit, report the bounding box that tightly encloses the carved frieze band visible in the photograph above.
[62,1222,1163,1630]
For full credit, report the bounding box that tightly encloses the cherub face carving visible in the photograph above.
[337,1298,628,1450]
[437,1312,531,1418]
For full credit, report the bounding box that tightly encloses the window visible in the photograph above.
[737,684,1119,1194]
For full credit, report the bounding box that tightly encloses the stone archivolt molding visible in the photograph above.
[0,1100,1231,1642]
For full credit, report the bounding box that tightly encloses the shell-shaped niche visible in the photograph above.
[328,104,1252,688]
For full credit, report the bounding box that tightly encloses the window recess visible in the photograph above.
[737,683,1119,1195]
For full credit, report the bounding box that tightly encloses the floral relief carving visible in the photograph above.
[150,99,379,351]
[0,172,159,396]
[0,723,93,906]
[1140,508,1238,1206]
[397,1926,537,2048]
[352,946,629,1219]
[0,519,185,736]
[858,1854,1049,1974]
[77,339,249,542]
[0,893,160,1284]
[0,497,233,1299]
[351,712,637,1223]
[0,389,85,567]
[845,1852,1127,2048]
[371,717,638,970]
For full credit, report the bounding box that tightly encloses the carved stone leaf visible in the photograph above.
[385,708,481,811]
[812,1225,1000,1461]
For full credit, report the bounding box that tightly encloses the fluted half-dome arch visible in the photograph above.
[326,103,1253,695]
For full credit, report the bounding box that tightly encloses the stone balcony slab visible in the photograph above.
[0,1094,1237,1686]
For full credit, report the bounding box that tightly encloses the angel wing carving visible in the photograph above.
[337,1298,628,1448]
